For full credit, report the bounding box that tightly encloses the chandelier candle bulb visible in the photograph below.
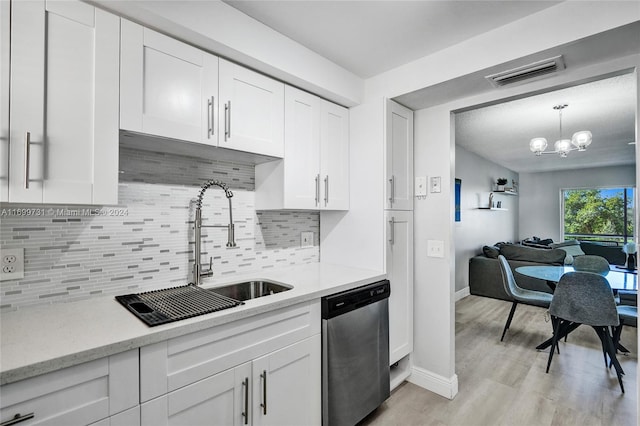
[571,130,592,150]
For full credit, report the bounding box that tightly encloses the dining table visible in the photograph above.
[515,265,637,292]
[515,265,637,350]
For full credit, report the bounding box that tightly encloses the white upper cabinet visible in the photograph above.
[255,86,348,210]
[0,0,9,202]
[8,0,120,204]
[320,101,349,210]
[283,87,320,209]
[385,100,414,211]
[120,19,219,146]
[219,59,285,158]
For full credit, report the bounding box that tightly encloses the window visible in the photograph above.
[562,187,635,244]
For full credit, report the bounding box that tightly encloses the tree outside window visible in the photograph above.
[563,187,635,244]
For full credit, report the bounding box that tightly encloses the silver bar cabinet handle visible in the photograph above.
[388,176,395,206]
[242,377,249,424]
[1,413,35,426]
[315,174,320,206]
[260,370,267,415]
[224,101,231,141]
[24,131,30,189]
[389,217,395,245]
[324,175,329,206]
[207,96,214,138]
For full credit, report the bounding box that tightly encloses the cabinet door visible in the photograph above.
[252,335,321,426]
[89,406,140,426]
[0,0,8,202]
[385,100,414,210]
[283,86,321,209]
[385,210,414,364]
[1,350,138,426]
[141,362,251,426]
[120,20,218,146]
[319,101,349,210]
[219,59,284,158]
[9,0,119,204]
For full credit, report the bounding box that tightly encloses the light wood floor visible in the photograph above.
[361,295,638,426]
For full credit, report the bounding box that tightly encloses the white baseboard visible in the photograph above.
[408,366,459,399]
[455,286,470,302]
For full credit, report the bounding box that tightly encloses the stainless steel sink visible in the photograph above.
[209,280,292,301]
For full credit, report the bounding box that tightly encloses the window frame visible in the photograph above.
[559,185,636,244]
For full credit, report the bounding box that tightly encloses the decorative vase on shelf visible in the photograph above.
[626,253,636,270]
[497,185,505,192]
[622,242,637,270]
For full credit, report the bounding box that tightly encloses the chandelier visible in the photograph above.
[529,104,592,157]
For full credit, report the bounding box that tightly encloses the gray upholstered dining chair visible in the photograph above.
[546,271,624,393]
[498,255,553,341]
[573,255,610,273]
[613,305,637,355]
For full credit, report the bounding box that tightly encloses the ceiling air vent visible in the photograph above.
[485,55,565,87]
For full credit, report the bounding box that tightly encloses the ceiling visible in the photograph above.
[222,1,637,174]
[455,72,637,173]
[223,0,561,78]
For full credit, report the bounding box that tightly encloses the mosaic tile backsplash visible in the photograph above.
[0,147,320,311]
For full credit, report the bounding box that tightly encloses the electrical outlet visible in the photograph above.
[1,248,24,281]
[301,232,314,248]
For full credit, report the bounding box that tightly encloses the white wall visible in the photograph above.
[410,106,457,396]
[454,146,519,293]
[519,165,636,242]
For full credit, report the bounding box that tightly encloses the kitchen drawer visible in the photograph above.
[0,349,138,426]
[140,300,320,402]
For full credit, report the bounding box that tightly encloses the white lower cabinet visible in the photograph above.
[141,362,250,426]
[251,336,321,426]
[89,406,141,426]
[385,210,414,365]
[139,301,321,426]
[0,350,139,426]
[140,336,320,426]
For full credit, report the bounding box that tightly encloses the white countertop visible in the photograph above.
[0,262,385,386]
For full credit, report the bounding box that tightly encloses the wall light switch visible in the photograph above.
[1,248,24,281]
[430,176,441,193]
[427,240,445,258]
[415,177,427,197]
[301,232,314,247]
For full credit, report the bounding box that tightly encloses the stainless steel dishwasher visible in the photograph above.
[322,280,391,426]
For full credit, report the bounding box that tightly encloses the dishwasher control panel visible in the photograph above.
[321,280,390,319]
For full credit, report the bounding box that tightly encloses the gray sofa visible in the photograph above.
[469,242,637,326]
[469,244,565,301]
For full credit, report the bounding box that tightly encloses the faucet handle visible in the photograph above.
[200,257,213,278]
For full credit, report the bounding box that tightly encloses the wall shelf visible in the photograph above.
[477,207,508,211]
[493,190,518,196]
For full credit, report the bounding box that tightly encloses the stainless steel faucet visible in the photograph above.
[192,180,236,286]
[489,192,494,209]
